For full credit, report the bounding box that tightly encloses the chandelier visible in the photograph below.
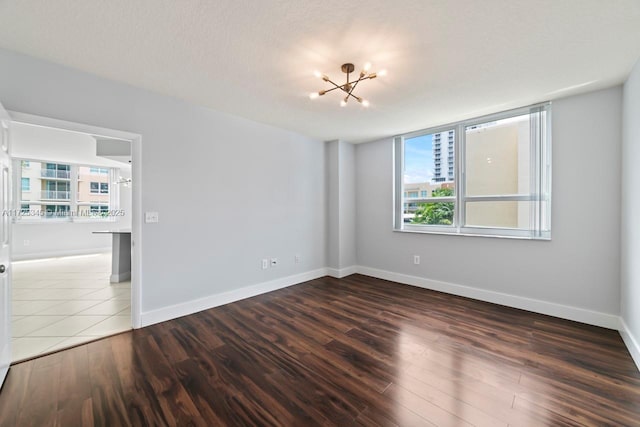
[309,62,386,107]
[114,176,132,188]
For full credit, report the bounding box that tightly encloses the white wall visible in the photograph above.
[0,48,326,319]
[11,122,131,260]
[339,141,356,268]
[326,141,340,270]
[355,87,623,326]
[326,140,356,274]
[11,122,128,167]
[13,223,109,260]
[621,59,640,367]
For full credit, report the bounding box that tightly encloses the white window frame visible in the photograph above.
[394,102,552,240]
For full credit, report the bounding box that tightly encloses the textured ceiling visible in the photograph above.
[1,0,640,143]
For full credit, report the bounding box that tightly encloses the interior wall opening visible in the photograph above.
[9,121,134,362]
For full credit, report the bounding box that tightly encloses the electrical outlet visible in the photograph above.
[271,258,278,267]
[295,254,300,264]
[413,255,420,265]
[261,259,268,269]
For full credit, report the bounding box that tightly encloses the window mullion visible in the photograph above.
[393,137,404,230]
[456,123,465,232]
[111,168,119,212]
[531,107,543,237]
[70,164,78,222]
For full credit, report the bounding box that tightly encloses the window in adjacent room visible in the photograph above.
[43,204,70,218]
[89,182,109,194]
[89,205,109,218]
[77,165,114,218]
[394,103,551,239]
[89,167,109,174]
[15,160,117,222]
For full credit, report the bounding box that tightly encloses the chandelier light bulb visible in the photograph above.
[363,62,372,71]
[313,70,322,78]
[340,99,347,107]
[362,99,370,107]
[378,69,387,77]
[309,92,319,100]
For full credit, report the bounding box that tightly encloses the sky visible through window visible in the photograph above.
[404,134,433,184]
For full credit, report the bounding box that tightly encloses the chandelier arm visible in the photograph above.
[346,92,362,102]
[353,75,374,84]
[321,86,343,94]
[347,79,361,97]
[324,78,343,90]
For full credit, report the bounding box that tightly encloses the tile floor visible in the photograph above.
[11,253,131,362]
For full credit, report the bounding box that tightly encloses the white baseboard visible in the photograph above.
[0,343,10,387]
[356,265,620,330]
[12,247,111,261]
[327,265,358,278]
[140,268,328,327]
[619,317,640,372]
[110,271,131,283]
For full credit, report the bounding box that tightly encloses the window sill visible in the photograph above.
[393,227,551,241]
[13,218,117,224]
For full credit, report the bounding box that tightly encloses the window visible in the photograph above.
[43,204,70,218]
[394,103,551,239]
[90,182,109,194]
[89,205,109,218]
[15,159,117,222]
[42,163,70,179]
[44,180,70,199]
[398,129,456,227]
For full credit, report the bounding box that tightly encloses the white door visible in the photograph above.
[0,101,11,388]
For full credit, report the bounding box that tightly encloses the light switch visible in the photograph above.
[145,211,159,223]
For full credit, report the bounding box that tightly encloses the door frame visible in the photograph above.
[0,102,12,388]
[8,111,143,328]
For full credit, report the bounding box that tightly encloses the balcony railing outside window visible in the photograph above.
[41,190,71,200]
[41,169,71,179]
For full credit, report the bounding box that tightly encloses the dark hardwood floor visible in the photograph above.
[1,274,639,426]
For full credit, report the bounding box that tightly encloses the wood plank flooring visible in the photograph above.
[1,274,639,426]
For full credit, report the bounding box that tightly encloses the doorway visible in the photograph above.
[7,113,141,362]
